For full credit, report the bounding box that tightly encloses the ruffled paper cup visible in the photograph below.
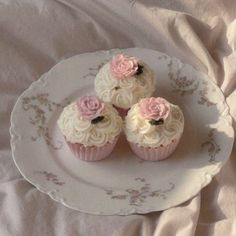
[113,105,129,119]
[66,136,119,161]
[129,138,181,161]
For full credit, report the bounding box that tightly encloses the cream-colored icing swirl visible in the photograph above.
[57,102,123,147]
[125,103,184,147]
[95,62,156,109]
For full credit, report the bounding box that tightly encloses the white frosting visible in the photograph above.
[125,103,184,147]
[95,62,156,109]
[57,102,123,147]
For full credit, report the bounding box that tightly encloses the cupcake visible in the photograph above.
[95,54,156,118]
[57,95,123,161]
[124,97,184,161]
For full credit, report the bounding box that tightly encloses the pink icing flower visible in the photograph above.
[139,97,170,121]
[110,54,139,79]
[76,96,105,120]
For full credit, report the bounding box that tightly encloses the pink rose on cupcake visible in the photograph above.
[110,54,139,79]
[139,97,170,121]
[76,95,105,120]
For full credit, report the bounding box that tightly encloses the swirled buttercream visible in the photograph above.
[95,60,156,109]
[57,102,123,147]
[125,101,184,147]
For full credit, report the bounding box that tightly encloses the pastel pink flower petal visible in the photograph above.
[139,97,170,121]
[76,95,105,120]
[110,54,139,79]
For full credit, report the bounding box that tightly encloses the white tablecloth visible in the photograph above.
[1,0,236,235]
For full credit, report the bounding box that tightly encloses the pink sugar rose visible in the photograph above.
[139,97,170,121]
[110,54,139,79]
[76,95,105,120]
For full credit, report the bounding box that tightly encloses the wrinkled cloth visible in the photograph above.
[1,0,236,235]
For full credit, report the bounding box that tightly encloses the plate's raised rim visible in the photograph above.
[10,48,234,215]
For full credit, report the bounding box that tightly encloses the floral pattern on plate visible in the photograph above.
[10,48,234,215]
[22,93,63,149]
[104,178,175,206]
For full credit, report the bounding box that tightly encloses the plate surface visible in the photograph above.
[10,48,234,215]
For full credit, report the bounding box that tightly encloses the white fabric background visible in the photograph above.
[1,0,236,235]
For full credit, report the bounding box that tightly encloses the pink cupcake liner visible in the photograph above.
[113,105,129,119]
[66,136,119,161]
[129,137,181,161]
